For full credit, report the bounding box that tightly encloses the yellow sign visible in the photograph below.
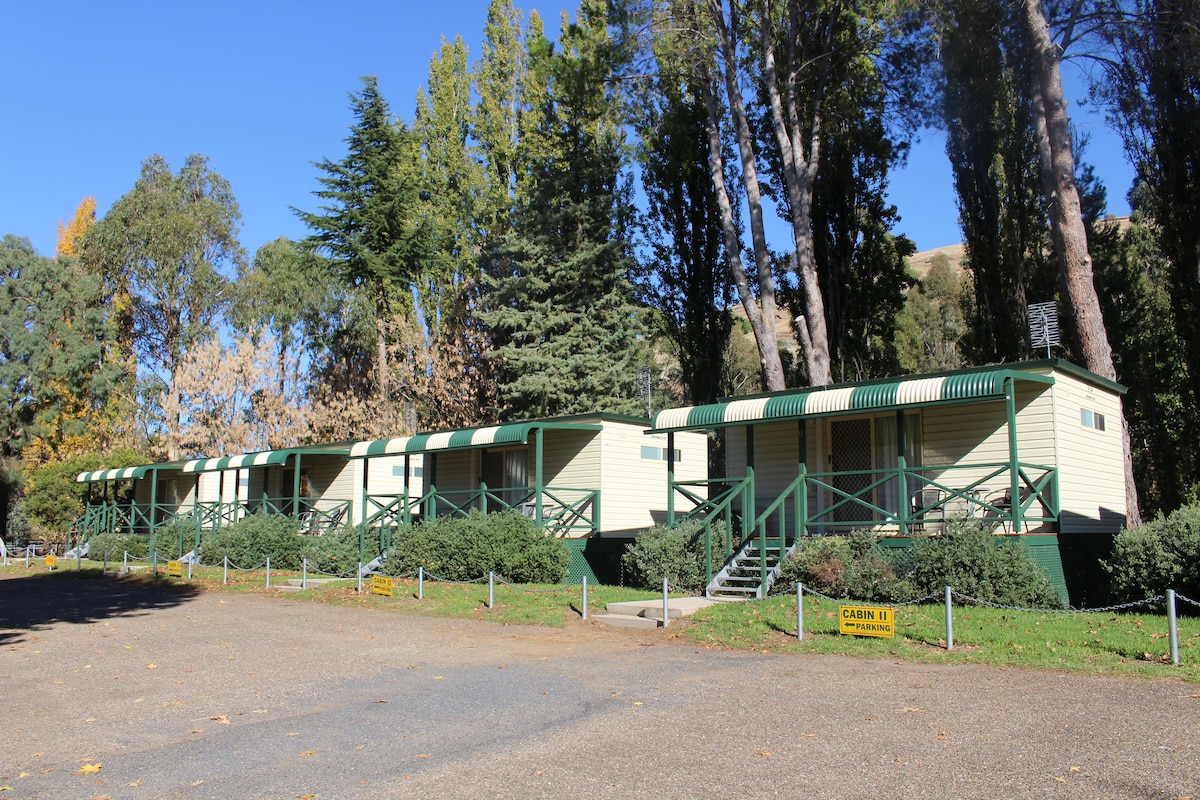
[839,604,895,638]
[371,575,394,597]
[167,560,183,577]
[45,553,55,569]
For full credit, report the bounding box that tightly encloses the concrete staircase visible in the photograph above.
[591,597,715,628]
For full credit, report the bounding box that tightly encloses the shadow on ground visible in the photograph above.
[0,570,200,646]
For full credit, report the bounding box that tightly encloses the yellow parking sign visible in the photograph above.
[371,575,394,597]
[839,604,895,638]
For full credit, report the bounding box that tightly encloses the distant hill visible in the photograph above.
[907,243,966,279]
[905,215,1131,280]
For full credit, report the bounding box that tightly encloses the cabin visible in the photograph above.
[182,444,362,534]
[69,414,708,581]
[74,461,198,538]
[349,414,708,579]
[648,360,1127,604]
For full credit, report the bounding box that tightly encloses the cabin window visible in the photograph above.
[1081,408,1106,431]
[641,446,682,462]
[391,465,424,478]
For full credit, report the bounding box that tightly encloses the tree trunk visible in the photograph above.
[700,0,787,392]
[760,0,833,386]
[374,277,392,431]
[1024,0,1141,525]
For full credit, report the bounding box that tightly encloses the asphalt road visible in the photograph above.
[1,572,1197,800]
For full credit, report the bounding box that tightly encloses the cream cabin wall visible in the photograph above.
[598,425,707,534]
[1048,372,1126,533]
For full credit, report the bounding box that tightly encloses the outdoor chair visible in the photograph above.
[910,488,945,534]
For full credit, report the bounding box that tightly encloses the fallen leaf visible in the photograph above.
[209,715,230,724]
[936,732,948,741]
[191,779,204,786]
[300,794,317,800]
[146,664,157,670]
[633,701,643,706]
[1070,766,1081,772]
[75,763,102,774]
[375,699,388,704]
[755,750,772,757]
[0,786,12,792]
[128,780,143,787]
[802,733,817,738]
[89,794,111,800]
[417,754,431,759]
[299,750,315,757]
[84,718,97,723]
[1055,777,1067,783]
[432,676,443,680]
[903,707,920,713]
[124,645,132,650]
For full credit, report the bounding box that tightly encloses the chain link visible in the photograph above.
[950,590,1166,615]
[1176,592,1200,609]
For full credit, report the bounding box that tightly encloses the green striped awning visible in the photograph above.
[350,421,602,458]
[652,368,1055,432]
[76,465,157,483]
[182,445,351,474]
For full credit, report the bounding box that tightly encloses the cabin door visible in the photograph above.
[829,418,873,524]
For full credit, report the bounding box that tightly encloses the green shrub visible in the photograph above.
[86,532,151,560]
[304,525,382,576]
[777,531,914,602]
[147,520,201,560]
[1105,503,1200,601]
[382,511,569,584]
[200,513,305,570]
[912,520,1062,608]
[621,520,708,592]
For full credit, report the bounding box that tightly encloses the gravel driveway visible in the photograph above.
[1,572,1197,800]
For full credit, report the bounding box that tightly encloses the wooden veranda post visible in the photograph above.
[292,454,303,519]
[1005,378,1022,534]
[534,429,544,529]
[897,410,907,536]
[666,431,676,528]
[797,421,807,541]
[148,468,159,536]
[359,457,369,565]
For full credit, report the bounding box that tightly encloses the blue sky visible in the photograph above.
[1,1,1133,261]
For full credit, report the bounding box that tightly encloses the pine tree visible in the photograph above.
[296,76,431,432]
[481,2,645,419]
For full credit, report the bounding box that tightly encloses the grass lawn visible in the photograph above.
[5,559,1198,681]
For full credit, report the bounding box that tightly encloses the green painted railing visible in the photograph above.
[799,461,1058,536]
[670,475,755,586]
[191,497,351,533]
[361,486,600,538]
[669,463,1059,588]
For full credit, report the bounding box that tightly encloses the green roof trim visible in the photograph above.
[651,364,1068,433]
[350,421,603,458]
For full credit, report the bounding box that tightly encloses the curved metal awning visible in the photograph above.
[182,445,352,474]
[350,421,602,458]
[75,462,186,483]
[652,367,1058,433]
